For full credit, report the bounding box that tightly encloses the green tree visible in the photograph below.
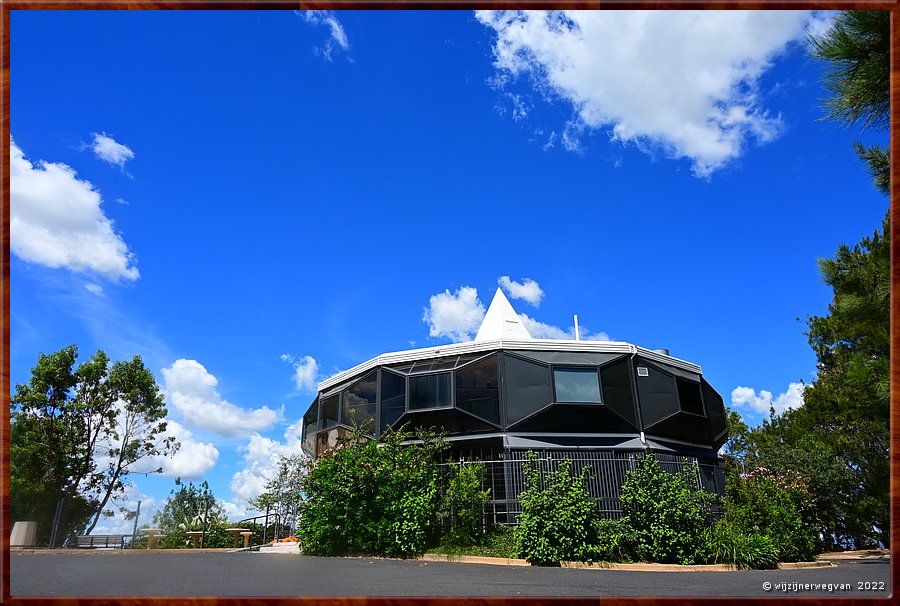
[152,479,227,534]
[10,345,178,544]
[438,460,491,547]
[248,454,307,535]
[810,10,890,194]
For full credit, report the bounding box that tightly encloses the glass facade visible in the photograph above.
[553,368,602,403]
[408,373,452,410]
[300,347,729,459]
[455,354,500,425]
[342,371,377,433]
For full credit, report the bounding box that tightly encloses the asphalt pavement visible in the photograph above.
[10,550,892,597]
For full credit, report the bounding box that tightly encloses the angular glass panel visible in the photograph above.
[408,373,452,410]
[302,399,318,457]
[676,377,704,416]
[600,359,637,427]
[380,369,406,432]
[319,394,340,429]
[504,355,552,425]
[455,354,500,425]
[553,368,602,403]
[342,371,377,433]
[315,426,349,458]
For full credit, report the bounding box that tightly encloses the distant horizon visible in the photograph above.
[9,9,888,534]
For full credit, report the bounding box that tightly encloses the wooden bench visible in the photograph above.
[75,534,129,549]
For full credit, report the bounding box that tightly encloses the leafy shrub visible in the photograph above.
[724,466,818,562]
[593,517,642,563]
[515,452,599,566]
[438,461,491,547]
[296,425,447,558]
[619,454,716,565]
[705,519,779,569]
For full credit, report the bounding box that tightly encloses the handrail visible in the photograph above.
[236,512,283,550]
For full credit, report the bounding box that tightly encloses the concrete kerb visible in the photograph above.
[420,553,837,571]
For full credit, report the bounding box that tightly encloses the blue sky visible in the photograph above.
[9,10,889,532]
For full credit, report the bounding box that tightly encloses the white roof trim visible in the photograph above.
[317,338,702,392]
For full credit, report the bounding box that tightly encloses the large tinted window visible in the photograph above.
[553,368,602,403]
[380,370,406,432]
[408,373,452,410]
[342,371,377,432]
[504,355,552,425]
[455,355,500,425]
[320,394,340,429]
[676,377,704,416]
[302,400,318,456]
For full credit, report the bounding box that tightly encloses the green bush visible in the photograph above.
[619,454,716,565]
[723,466,819,562]
[296,426,447,558]
[705,519,779,569]
[515,452,599,566]
[438,461,491,547]
[593,517,642,563]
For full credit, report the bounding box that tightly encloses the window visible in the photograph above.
[505,354,552,425]
[302,399,318,456]
[380,370,406,432]
[408,373,452,410]
[319,394,339,429]
[676,377,704,416]
[455,354,500,425]
[553,368,602,403]
[342,371,377,431]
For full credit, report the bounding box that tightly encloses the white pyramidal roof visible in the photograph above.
[474,288,532,342]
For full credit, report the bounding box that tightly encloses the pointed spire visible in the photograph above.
[474,288,532,342]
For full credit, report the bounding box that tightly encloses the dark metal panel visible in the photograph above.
[702,378,728,446]
[507,350,624,366]
[635,360,679,426]
[455,354,501,426]
[600,358,638,427]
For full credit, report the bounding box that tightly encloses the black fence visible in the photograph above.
[440,448,726,526]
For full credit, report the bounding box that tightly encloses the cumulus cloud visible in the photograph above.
[130,419,220,480]
[297,10,350,61]
[519,313,610,341]
[229,422,306,508]
[281,354,320,392]
[498,276,544,306]
[90,132,134,170]
[10,138,139,281]
[476,10,814,176]
[423,286,486,343]
[731,382,805,416]
[161,359,285,437]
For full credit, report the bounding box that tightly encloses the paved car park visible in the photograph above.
[10,550,891,597]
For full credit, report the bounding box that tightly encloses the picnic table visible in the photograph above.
[224,528,253,548]
[141,528,166,550]
[185,531,204,548]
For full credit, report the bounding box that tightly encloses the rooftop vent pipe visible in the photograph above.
[653,348,670,356]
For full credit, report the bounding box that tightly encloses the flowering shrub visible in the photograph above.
[723,466,819,562]
[296,426,447,558]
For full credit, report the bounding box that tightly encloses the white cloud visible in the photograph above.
[423,286,486,343]
[161,359,285,437]
[229,424,306,508]
[129,419,220,480]
[731,382,805,416]
[90,132,134,170]
[519,313,610,341]
[476,10,814,176]
[498,276,544,306]
[84,282,104,296]
[281,354,319,392]
[10,138,139,281]
[297,10,350,61]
